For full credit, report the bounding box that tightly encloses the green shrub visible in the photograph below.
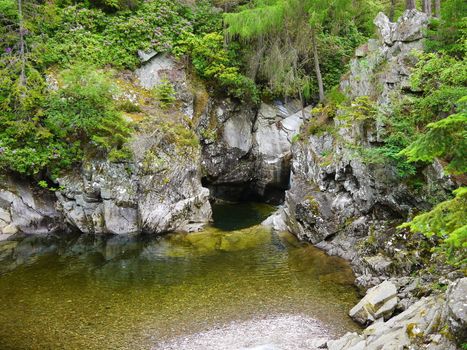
[37,1,194,69]
[117,100,142,113]
[0,60,79,177]
[46,65,131,156]
[400,187,467,265]
[400,108,467,174]
[337,96,377,123]
[175,32,259,103]
[153,79,176,108]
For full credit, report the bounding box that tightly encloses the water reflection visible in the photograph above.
[0,203,359,350]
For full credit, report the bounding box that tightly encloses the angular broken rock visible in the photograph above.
[349,280,398,325]
[374,12,394,45]
[391,9,428,43]
[446,277,467,342]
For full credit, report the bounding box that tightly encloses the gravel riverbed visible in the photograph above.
[154,314,332,350]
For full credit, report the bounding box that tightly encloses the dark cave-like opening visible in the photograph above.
[201,178,289,206]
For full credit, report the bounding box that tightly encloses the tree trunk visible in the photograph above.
[389,0,396,21]
[422,0,432,16]
[434,0,441,18]
[311,28,325,103]
[18,0,26,87]
[406,0,416,10]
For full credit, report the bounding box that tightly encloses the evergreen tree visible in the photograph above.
[224,0,363,104]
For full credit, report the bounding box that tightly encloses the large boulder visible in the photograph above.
[349,280,398,325]
[198,97,308,203]
[374,10,429,46]
[197,97,258,201]
[57,128,211,235]
[392,9,429,43]
[135,53,194,118]
[55,53,212,235]
[253,104,310,198]
[57,161,211,235]
[329,279,464,350]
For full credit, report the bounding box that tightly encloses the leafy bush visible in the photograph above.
[400,107,467,174]
[37,1,194,69]
[0,60,77,177]
[46,65,131,157]
[0,63,131,177]
[176,32,259,103]
[338,96,377,123]
[400,187,467,265]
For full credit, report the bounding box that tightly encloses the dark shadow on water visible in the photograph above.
[211,202,276,231]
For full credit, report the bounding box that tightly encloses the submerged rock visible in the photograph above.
[261,208,288,232]
[161,225,272,257]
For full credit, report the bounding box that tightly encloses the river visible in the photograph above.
[0,203,359,350]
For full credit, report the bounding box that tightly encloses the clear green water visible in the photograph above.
[0,203,359,350]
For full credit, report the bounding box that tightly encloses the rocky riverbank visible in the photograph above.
[0,8,465,350]
[262,10,466,350]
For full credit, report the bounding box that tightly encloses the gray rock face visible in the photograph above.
[57,148,211,235]
[374,12,394,45]
[254,105,311,197]
[135,54,176,89]
[198,98,308,202]
[198,98,257,201]
[283,10,453,276]
[223,111,253,153]
[349,280,398,325]
[392,10,429,43]
[135,54,194,118]
[0,177,63,238]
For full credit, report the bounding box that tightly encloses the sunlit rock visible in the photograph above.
[349,280,398,324]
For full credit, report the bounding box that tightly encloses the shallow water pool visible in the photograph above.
[0,203,359,350]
